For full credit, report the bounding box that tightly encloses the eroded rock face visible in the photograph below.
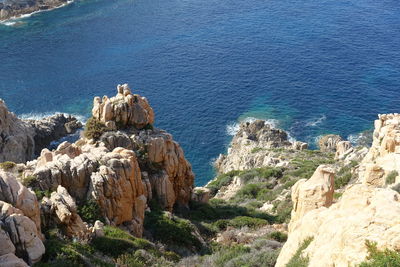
[276,184,400,267]
[277,113,400,267]
[358,113,400,186]
[0,99,81,163]
[0,100,35,163]
[318,134,342,152]
[215,120,302,173]
[289,165,335,231]
[0,171,44,266]
[92,84,154,130]
[90,148,146,237]
[41,186,90,239]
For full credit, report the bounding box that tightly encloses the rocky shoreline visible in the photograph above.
[1,85,400,266]
[0,0,72,22]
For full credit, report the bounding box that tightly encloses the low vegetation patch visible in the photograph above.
[213,216,269,231]
[268,231,288,242]
[0,161,16,170]
[359,240,400,267]
[386,170,398,185]
[286,237,313,267]
[22,175,37,187]
[144,201,203,251]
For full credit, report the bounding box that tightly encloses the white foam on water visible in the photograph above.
[305,114,326,127]
[20,111,87,123]
[226,117,279,136]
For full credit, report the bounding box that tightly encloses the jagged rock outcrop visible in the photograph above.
[92,83,154,130]
[277,113,400,267]
[41,186,90,239]
[90,148,146,236]
[18,84,193,237]
[358,113,400,186]
[0,0,70,21]
[215,120,305,173]
[289,165,334,231]
[0,171,44,266]
[318,134,342,152]
[0,99,81,163]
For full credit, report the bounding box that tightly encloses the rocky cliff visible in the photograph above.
[276,113,400,267]
[0,0,70,21]
[0,83,195,266]
[0,99,81,163]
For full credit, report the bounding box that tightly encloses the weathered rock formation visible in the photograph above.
[289,165,334,231]
[16,84,193,238]
[318,134,342,152]
[41,185,90,239]
[215,120,306,173]
[0,170,44,266]
[92,83,154,130]
[358,113,400,186]
[0,0,70,21]
[276,114,400,267]
[0,99,81,163]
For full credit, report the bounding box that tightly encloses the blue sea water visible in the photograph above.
[1,0,400,185]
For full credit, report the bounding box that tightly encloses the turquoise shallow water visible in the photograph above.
[1,0,400,185]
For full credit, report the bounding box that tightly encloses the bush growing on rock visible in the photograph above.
[359,240,400,267]
[22,175,37,187]
[77,199,103,224]
[0,161,16,170]
[286,237,313,267]
[386,170,398,185]
[84,117,108,140]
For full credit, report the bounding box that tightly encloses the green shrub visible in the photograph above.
[22,175,37,187]
[144,206,202,250]
[235,183,263,199]
[359,240,400,267]
[206,170,242,195]
[386,171,398,185]
[335,164,356,189]
[334,192,343,199]
[84,117,108,140]
[0,161,16,170]
[268,231,288,242]
[213,216,268,231]
[214,245,251,266]
[34,190,52,200]
[286,237,313,267]
[77,199,103,224]
[38,229,94,266]
[92,226,155,258]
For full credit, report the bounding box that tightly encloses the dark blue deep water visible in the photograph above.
[1,0,400,185]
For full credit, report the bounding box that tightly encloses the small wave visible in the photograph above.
[20,111,87,123]
[347,133,360,145]
[226,117,278,136]
[305,115,326,127]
